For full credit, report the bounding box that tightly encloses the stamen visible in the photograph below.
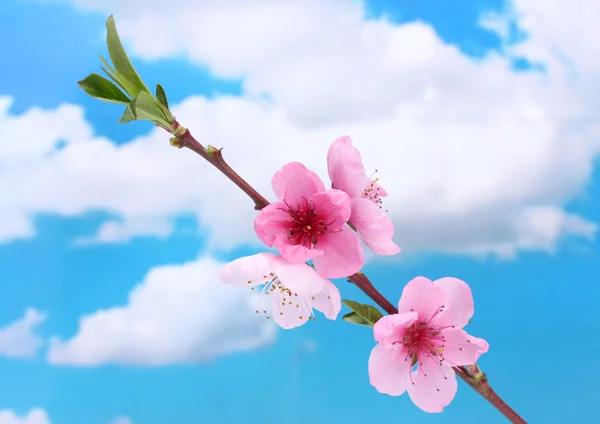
[249,273,316,323]
[362,170,385,207]
[278,197,337,248]
[393,305,449,374]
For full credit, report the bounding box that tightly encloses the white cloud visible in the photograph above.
[74,217,173,245]
[47,256,276,366]
[0,409,51,424]
[0,309,46,358]
[2,0,600,257]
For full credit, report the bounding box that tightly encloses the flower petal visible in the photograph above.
[311,189,352,231]
[350,198,401,256]
[254,202,325,264]
[327,136,368,199]
[271,290,313,329]
[271,258,325,296]
[397,277,447,320]
[312,227,364,278]
[407,361,457,413]
[432,277,474,328]
[254,202,292,247]
[370,182,387,197]
[272,162,325,205]
[440,328,489,366]
[278,243,324,264]
[372,311,418,344]
[310,279,342,320]
[368,343,411,396]
[219,253,278,288]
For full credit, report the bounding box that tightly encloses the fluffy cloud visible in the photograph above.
[47,256,276,366]
[2,0,600,257]
[0,409,51,424]
[0,309,46,358]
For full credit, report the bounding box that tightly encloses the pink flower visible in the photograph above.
[368,276,489,413]
[327,136,401,256]
[254,162,364,279]
[219,252,341,329]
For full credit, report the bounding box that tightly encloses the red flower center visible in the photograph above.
[394,306,447,367]
[281,197,334,248]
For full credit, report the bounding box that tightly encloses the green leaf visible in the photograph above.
[155,83,169,109]
[342,312,374,327]
[118,104,135,123]
[120,91,171,126]
[99,55,137,96]
[154,83,174,123]
[105,15,150,97]
[77,73,131,104]
[132,91,171,124]
[341,300,384,328]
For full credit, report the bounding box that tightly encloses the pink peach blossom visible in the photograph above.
[368,276,488,413]
[327,136,401,256]
[254,162,364,278]
[219,252,341,329]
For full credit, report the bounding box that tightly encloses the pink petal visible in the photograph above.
[371,182,387,197]
[432,277,474,329]
[254,202,324,264]
[439,328,489,366]
[407,361,457,413]
[368,343,411,396]
[372,311,418,345]
[311,189,352,232]
[312,227,364,278]
[271,258,325,296]
[219,253,277,288]
[254,202,292,247]
[327,136,368,199]
[272,162,325,206]
[350,198,401,256]
[311,279,342,320]
[397,277,447,320]
[271,290,313,329]
[278,243,324,264]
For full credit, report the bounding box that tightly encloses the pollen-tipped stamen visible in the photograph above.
[280,197,338,248]
[363,170,386,210]
[251,274,317,322]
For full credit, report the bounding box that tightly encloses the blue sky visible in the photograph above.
[1,0,599,423]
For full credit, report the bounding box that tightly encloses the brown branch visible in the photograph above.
[174,128,269,210]
[168,123,527,423]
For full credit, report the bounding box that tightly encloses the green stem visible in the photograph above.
[170,123,526,424]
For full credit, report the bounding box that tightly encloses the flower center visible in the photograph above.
[362,171,385,209]
[393,305,446,367]
[281,197,334,248]
[250,273,316,322]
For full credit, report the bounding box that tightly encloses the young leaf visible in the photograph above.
[99,55,137,96]
[124,91,172,127]
[118,104,135,124]
[154,83,174,123]
[105,15,150,97]
[341,300,384,327]
[77,73,131,104]
[155,83,169,109]
[342,312,375,327]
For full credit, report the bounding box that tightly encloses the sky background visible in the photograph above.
[1,0,599,423]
